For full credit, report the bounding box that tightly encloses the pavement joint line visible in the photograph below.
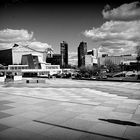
[0,91,102,107]
[33,120,130,140]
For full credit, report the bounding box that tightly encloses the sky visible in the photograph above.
[0,0,140,64]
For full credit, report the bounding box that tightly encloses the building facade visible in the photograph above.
[0,43,48,67]
[0,49,12,66]
[87,48,98,58]
[60,41,68,68]
[86,48,98,67]
[99,54,137,66]
[78,41,87,67]
[46,54,62,66]
[85,55,93,66]
[12,44,47,65]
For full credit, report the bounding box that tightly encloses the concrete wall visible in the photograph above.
[0,76,5,82]
[14,76,22,81]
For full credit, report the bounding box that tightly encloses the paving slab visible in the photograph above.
[15,121,53,134]
[123,126,140,140]
[0,115,32,127]
[108,111,133,120]
[89,122,127,138]
[0,124,11,132]
[62,118,97,131]
[0,79,140,140]
[0,105,14,111]
[0,127,47,140]
[41,126,84,140]
[0,112,12,119]
[37,110,79,125]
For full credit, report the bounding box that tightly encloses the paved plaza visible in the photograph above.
[0,79,140,140]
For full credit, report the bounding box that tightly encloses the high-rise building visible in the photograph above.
[60,41,68,68]
[78,41,87,67]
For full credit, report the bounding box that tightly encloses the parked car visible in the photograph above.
[90,76,97,79]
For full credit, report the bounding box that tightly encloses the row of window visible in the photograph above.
[9,66,28,70]
[46,66,59,69]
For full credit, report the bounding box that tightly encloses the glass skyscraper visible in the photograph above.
[78,41,87,67]
[60,41,68,68]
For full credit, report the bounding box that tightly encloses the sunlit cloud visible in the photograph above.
[0,29,33,42]
[84,20,140,55]
[102,1,140,20]
[28,41,52,51]
[0,29,52,51]
[0,43,13,50]
[69,52,77,65]
[84,20,140,41]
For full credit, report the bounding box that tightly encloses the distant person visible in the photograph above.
[48,73,50,79]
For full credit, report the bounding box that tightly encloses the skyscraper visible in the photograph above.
[60,41,68,68]
[78,41,87,67]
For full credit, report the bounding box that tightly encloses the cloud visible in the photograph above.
[84,20,140,55]
[0,41,52,51]
[0,43,14,50]
[102,1,140,20]
[84,20,140,41]
[28,41,52,51]
[0,29,52,51]
[99,40,137,55]
[0,29,33,42]
[68,52,77,65]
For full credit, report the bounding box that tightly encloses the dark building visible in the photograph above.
[46,54,62,65]
[78,41,87,67]
[21,54,41,69]
[60,41,68,68]
[0,49,12,66]
[87,50,94,56]
[102,54,108,57]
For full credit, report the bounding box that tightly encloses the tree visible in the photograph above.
[136,46,140,71]
[104,59,120,73]
[79,65,100,77]
[136,46,140,79]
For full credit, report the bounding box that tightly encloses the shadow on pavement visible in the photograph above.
[99,118,140,126]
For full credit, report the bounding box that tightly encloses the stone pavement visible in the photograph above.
[0,79,140,140]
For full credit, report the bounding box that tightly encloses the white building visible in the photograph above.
[0,44,62,79]
[99,54,137,66]
[86,48,98,66]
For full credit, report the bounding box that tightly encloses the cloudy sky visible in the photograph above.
[0,0,140,60]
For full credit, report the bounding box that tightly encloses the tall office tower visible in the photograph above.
[78,41,87,67]
[60,41,68,68]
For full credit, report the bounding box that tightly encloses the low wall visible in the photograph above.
[26,79,46,84]
[0,77,5,82]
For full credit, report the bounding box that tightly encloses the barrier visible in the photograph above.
[26,79,45,83]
